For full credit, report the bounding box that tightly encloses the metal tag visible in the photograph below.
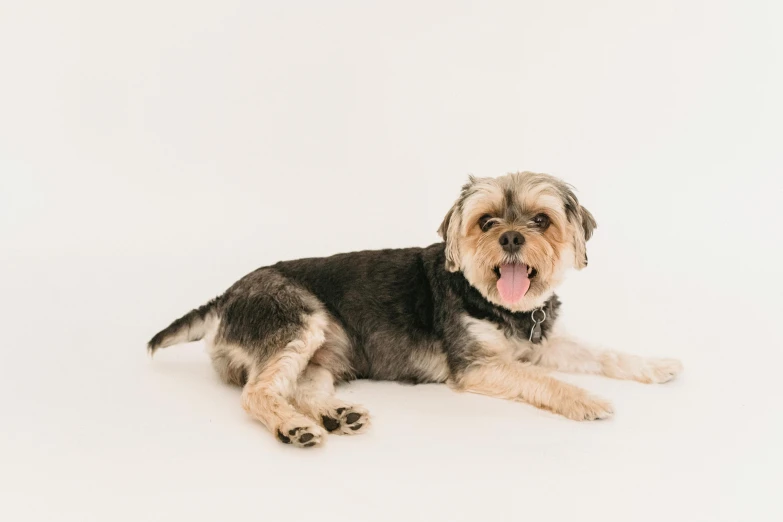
[528,308,547,343]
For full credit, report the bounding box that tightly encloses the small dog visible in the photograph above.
[149,172,682,447]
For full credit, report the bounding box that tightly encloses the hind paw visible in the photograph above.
[276,419,326,448]
[320,403,371,435]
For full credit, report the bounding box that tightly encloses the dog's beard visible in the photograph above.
[458,218,575,312]
[462,250,570,312]
[439,172,594,312]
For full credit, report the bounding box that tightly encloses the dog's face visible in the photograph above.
[438,172,596,312]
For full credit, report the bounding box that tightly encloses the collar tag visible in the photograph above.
[528,308,547,343]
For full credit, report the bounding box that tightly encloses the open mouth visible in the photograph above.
[492,264,537,280]
[493,263,536,303]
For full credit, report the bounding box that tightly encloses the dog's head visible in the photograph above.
[438,172,596,311]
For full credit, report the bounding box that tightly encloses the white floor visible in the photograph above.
[2,1,782,520]
[1,249,780,522]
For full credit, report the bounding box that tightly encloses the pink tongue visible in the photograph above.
[497,263,530,303]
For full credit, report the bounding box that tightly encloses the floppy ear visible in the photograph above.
[572,204,596,269]
[438,176,479,272]
[437,203,462,272]
[561,185,596,270]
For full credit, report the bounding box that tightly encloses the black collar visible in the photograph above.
[447,271,560,343]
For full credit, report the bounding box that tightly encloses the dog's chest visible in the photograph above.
[461,315,535,361]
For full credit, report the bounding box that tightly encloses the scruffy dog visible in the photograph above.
[149,172,682,448]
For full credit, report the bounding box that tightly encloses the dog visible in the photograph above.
[148,172,682,448]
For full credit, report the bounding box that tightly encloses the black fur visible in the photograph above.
[504,188,522,222]
[149,243,560,384]
[273,243,558,380]
[144,172,623,443]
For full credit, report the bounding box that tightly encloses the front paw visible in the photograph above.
[557,394,615,421]
[639,358,683,384]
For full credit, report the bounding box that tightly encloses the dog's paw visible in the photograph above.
[321,403,371,435]
[276,419,326,448]
[557,394,615,421]
[638,358,683,384]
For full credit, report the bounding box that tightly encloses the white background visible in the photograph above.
[1,1,781,521]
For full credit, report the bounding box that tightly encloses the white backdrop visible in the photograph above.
[1,1,781,521]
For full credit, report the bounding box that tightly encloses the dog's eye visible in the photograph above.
[478,214,495,232]
[532,213,550,229]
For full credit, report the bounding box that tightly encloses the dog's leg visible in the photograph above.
[241,313,329,448]
[293,363,370,435]
[453,360,614,421]
[533,336,683,384]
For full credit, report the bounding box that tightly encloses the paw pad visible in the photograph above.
[320,404,370,434]
[276,424,323,447]
[321,415,341,432]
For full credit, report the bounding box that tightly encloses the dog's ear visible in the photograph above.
[438,203,462,272]
[573,205,596,269]
[439,177,477,272]
[562,186,597,270]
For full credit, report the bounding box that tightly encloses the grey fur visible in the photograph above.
[148,172,603,443]
[149,245,560,383]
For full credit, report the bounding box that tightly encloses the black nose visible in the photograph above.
[499,231,525,253]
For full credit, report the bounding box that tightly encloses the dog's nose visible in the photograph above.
[499,231,525,253]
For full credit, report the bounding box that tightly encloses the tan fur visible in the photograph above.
[457,313,614,420]
[240,312,329,447]
[533,333,683,384]
[462,315,533,362]
[408,344,450,382]
[309,316,355,379]
[155,171,681,446]
[203,309,371,444]
[441,173,681,421]
[234,172,679,436]
[293,364,371,435]
[440,172,590,312]
[205,320,256,386]
[453,361,614,421]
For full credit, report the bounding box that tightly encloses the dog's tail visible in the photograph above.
[148,298,219,355]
